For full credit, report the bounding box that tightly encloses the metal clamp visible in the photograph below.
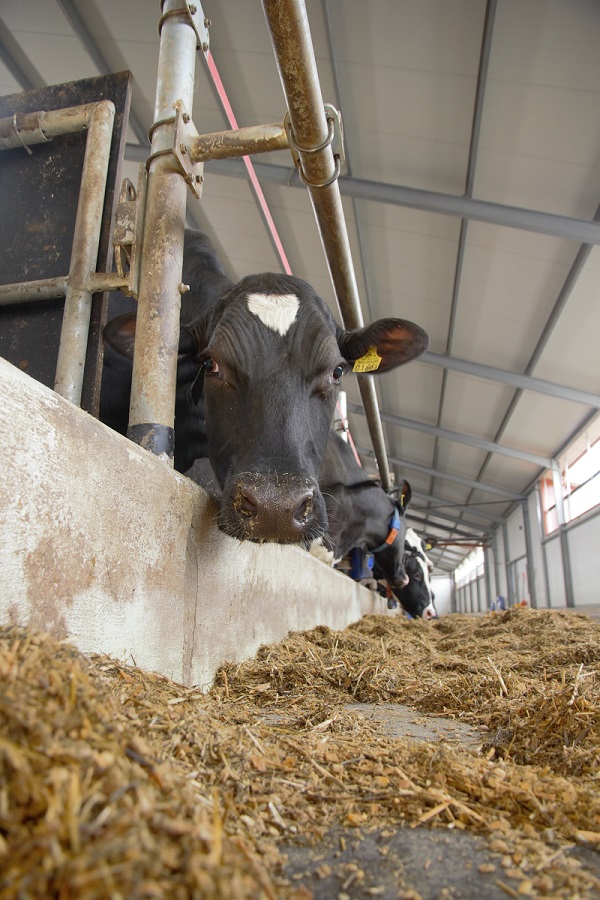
[144,103,205,200]
[158,0,210,53]
[284,103,345,189]
[172,101,205,199]
[112,164,148,298]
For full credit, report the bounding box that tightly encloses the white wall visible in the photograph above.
[565,513,600,607]
[505,505,526,561]
[485,496,600,611]
[431,576,452,616]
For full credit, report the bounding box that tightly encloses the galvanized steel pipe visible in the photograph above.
[261,0,392,489]
[126,0,198,463]
[54,99,115,404]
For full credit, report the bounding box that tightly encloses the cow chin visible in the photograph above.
[217,471,327,547]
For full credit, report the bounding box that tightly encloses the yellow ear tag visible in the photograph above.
[352,345,382,373]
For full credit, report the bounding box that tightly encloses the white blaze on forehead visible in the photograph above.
[405,528,434,601]
[405,528,422,552]
[246,292,299,336]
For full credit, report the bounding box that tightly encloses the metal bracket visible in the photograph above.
[112,164,148,298]
[284,103,345,183]
[185,1,210,53]
[172,101,205,199]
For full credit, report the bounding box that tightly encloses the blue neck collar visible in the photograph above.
[371,507,402,553]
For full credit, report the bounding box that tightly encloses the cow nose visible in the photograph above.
[224,474,321,544]
[237,483,313,525]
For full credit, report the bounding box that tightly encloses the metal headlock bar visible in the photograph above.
[261,0,393,490]
[0,100,117,405]
[0,0,390,477]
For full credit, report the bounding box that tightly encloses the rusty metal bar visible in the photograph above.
[0,276,69,305]
[188,122,288,162]
[54,99,115,404]
[126,0,199,464]
[0,272,129,306]
[261,0,392,490]
[0,101,106,150]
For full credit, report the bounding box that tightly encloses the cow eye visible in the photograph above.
[332,364,344,384]
[202,356,219,375]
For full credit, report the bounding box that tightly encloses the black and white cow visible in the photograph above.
[101,229,429,547]
[391,528,437,620]
[316,429,411,593]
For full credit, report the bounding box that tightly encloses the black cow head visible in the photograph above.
[371,480,412,591]
[104,267,428,548]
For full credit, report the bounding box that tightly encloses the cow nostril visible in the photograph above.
[293,491,314,524]
[238,492,258,518]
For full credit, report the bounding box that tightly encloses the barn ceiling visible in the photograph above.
[1,0,599,573]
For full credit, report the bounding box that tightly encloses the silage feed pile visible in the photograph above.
[1,608,599,898]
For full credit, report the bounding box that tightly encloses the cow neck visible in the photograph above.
[370,506,402,553]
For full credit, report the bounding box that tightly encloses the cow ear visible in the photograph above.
[178,325,198,358]
[339,318,428,374]
[103,313,137,358]
[104,315,201,361]
[399,479,412,511]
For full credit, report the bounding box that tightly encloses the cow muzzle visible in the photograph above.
[219,473,324,545]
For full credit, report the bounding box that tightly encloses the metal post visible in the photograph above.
[502,523,511,606]
[0,276,69,305]
[261,0,392,489]
[483,546,492,611]
[551,464,575,607]
[127,0,199,463]
[535,484,551,607]
[521,498,538,608]
[54,100,115,404]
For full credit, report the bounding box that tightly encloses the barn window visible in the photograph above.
[541,413,600,535]
[454,546,484,587]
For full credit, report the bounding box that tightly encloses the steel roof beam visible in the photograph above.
[405,513,486,541]
[409,504,491,534]
[144,152,600,246]
[347,400,554,468]
[409,491,506,524]
[420,351,600,409]
[0,27,43,91]
[57,0,149,147]
[356,444,524,500]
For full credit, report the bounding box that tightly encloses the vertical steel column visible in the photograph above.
[521,498,538,608]
[502,523,512,606]
[491,531,500,600]
[483,546,492,611]
[54,100,115,404]
[261,0,392,490]
[552,465,575,607]
[535,484,551,607]
[127,0,198,463]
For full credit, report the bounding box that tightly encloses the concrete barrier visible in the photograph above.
[0,357,387,688]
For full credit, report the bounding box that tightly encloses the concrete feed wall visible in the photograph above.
[0,358,385,689]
